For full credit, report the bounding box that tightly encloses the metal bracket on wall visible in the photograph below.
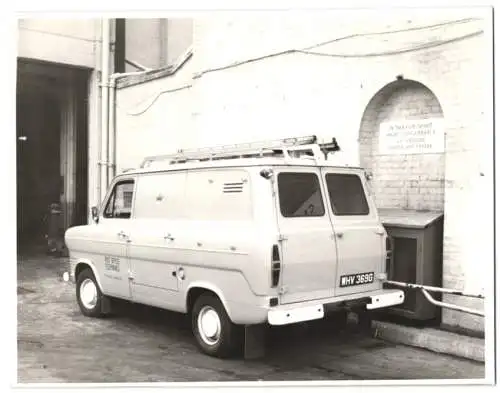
[97,161,116,168]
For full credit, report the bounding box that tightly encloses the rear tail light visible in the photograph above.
[385,236,393,277]
[271,244,281,287]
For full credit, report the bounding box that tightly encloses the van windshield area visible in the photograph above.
[277,173,325,217]
[104,181,135,219]
[325,173,369,216]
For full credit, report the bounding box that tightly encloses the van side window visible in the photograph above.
[104,181,134,219]
[278,173,325,217]
[325,174,369,216]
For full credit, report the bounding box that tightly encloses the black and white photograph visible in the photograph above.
[8,3,496,390]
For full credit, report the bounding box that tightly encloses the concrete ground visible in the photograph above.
[17,249,485,383]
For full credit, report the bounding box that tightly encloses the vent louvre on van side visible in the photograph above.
[223,182,244,193]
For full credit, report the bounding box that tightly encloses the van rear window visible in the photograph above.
[277,173,325,217]
[325,173,369,216]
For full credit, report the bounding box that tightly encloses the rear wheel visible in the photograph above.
[191,293,240,358]
[76,268,105,318]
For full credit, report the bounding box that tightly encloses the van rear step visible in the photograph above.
[323,297,371,313]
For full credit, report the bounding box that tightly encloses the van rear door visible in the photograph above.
[321,168,385,296]
[274,168,337,304]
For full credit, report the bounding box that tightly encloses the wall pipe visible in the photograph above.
[125,59,152,71]
[108,75,115,184]
[99,18,149,200]
[106,43,195,181]
[421,289,485,318]
[99,18,111,204]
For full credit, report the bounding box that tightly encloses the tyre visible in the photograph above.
[191,293,240,358]
[76,268,105,318]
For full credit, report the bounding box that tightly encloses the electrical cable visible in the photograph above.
[297,30,483,58]
[125,18,483,116]
[302,17,480,51]
[127,84,193,116]
[194,30,483,77]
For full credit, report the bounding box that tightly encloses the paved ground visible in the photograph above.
[17,248,485,383]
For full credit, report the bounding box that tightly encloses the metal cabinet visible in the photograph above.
[378,208,444,321]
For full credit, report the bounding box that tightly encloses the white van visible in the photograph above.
[64,135,404,358]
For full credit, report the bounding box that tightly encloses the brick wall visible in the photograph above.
[359,80,445,211]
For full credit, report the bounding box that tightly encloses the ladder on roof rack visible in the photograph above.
[140,135,341,168]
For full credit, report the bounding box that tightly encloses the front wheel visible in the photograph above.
[76,268,105,318]
[191,293,240,358]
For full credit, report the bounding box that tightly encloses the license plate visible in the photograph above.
[340,272,374,287]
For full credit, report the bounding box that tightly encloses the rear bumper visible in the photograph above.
[366,290,404,310]
[267,288,404,326]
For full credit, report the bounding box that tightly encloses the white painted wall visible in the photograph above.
[115,58,196,173]
[17,18,101,68]
[167,19,193,65]
[125,18,194,71]
[125,19,165,71]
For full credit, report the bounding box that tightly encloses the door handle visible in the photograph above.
[164,233,175,241]
[172,268,185,280]
[336,232,344,239]
[117,231,127,239]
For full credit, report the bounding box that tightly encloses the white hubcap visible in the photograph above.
[198,306,221,346]
[80,278,98,309]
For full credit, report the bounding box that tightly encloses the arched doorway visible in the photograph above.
[359,79,445,211]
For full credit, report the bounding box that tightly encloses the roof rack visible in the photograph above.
[140,135,340,168]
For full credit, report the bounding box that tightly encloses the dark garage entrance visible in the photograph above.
[17,59,89,252]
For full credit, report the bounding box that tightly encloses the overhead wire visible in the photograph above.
[301,17,479,51]
[126,18,483,116]
[127,84,192,116]
[297,31,483,58]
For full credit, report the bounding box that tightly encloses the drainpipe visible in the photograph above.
[108,75,116,183]
[99,19,150,202]
[99,18,111,203]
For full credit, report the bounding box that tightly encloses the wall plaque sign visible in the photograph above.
[378,118,445,155]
